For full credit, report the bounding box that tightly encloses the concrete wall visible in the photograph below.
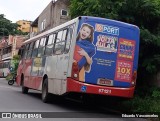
[52,0,70,28]
[37,0,70,33]
[38,2,52,32]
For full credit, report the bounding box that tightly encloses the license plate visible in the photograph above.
[97,78,113,86]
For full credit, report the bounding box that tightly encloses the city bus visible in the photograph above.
[16,16,140,103]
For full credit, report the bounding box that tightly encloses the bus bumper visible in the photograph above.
[67,78,135,98]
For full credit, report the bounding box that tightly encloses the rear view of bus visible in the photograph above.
[67,16,140,98]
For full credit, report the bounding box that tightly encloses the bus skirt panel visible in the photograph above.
[66,78,135,98]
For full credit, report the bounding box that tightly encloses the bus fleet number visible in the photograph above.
[99,89,111,94]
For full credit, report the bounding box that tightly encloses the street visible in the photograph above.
[0,78,147,121]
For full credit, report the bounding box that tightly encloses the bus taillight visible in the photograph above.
[71,61,79,80]
[131,71,137,86]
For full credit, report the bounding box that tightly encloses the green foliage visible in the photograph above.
[6,73,14,81]
[5,55,20,80]
[152,88,160,99]
[120,87,160,113]
[69,0,125,19]
[10,55,20,74]
[0,14,27,38]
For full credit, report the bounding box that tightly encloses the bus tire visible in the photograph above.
[42,78,50,103]
[21,79,29,94]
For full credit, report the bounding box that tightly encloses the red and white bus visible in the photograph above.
[16,16,140,102]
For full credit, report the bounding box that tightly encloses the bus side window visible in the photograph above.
[54,30,66,55]
[32,39,40,58]
[64,25,74,54]
[24,43,30,59]
[18,45,24,59]
[45,34,55,56]
[61,29,67,53]
[27,42,34,58]
[38,37,46,57]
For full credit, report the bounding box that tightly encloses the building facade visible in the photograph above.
[17,20,30,33]
[17,20,38,33]
[0,35,25,77]
[30,0,70,37]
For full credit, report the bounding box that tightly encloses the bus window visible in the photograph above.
[39,37,46,47]
[24,43,30,59]
[19,45,25,59]
[64,25,74,53]
[27,41,34,58]
[54,30,66,55]
[38,37,46,57]
[47,34,54,45]
[45,34,55,55]
[32,39,40,58]
[62,29,67,41]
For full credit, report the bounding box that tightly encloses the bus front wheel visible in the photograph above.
[42,79,50,103]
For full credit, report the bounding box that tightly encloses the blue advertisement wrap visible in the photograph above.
[73,17,139,88]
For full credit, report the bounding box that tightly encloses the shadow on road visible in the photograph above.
[26,91,122,115]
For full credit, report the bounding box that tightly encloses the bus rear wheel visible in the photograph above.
[42,79,50,103]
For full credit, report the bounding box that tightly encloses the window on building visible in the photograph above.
[61,9,68,16]
[41,19,46,31]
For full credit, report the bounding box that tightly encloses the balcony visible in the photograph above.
[2,53,12,60]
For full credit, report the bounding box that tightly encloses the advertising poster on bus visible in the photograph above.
[73,20,137,87]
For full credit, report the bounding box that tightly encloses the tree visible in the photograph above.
[0,14,27,38]
[69,0,160,84]
[69,0,125,19]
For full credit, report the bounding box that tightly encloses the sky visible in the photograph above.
[0,0,53,23]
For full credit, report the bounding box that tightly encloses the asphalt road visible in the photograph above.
[0,78,147,121]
